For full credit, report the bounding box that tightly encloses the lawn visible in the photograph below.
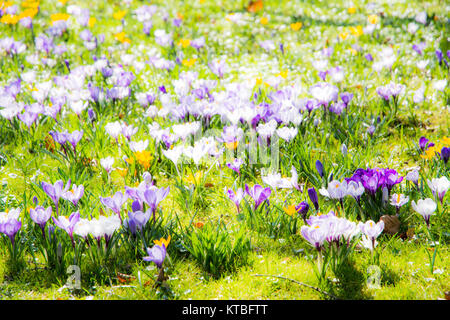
[0,0,448,300]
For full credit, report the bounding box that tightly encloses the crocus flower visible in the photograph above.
[345,180,365,203]
[226,187,244,213]
[412,42,426,55]
[308,187,319,211]
[17,110,38,128]
[296,201,309,223]
[390,193,409,212]
[411,198,437,227]
[427,176,449,204]
[100,156,115,173]
[29,206,52,237]
[340,92,354,106]
[67,130,83,152]
[315,160,324,178]
[383,169,403,191]
[52,211,80,247]
[0,218,22,246]
[42,180,71,215]
[127,209,151,235]
[143,244,166,268]
[440,147,449,164]
[435,49,443,64]
[405,169,419,188]
[309,82,339,107]
[100,191,128,223]
[300,223,328,251]
[358,220,384,250]
[61,184,84,206]
[141,187,170,222]
[419,137,434,151]
[245,184,271,210]
[226,158,244,176]
[367,125,376,136]
[319,180,348,199]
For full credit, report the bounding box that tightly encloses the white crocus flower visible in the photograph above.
[319,180,348,199]
[100,157,115,174]
[427,176,449,204]
[411,198,437,227]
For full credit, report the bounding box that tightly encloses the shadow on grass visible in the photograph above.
[327,260,372,300]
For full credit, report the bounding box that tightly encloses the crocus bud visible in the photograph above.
[435,50,443,64]
[341,143,348,156]
[419,136,434,151]
[382,187,389,206]
[88,108,96,122]
[296,201,309,223]
[441,146,449,164]
[313,118,320,127]
[308,188,319,211]
[315,160,324,178]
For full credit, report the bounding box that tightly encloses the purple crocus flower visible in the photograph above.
[367,125,376,136]
[0,218,22,246]
[419,136,434,151]
[131,199,142,212]
[315,160,324,178]
[141,187,170,222]
[376,86,391,101]
[159,86,167,94]
[300,223,328,251]
[440,146,449,164]
[412,42,426,55]
[88,108,96,122]
[296,201,309,223]
[435,50,443,64]
[383,169,403,191]
[50,130,68,146]
[42,180,71,215]
[330,102,346,115]
[209,60,228,79]
[226,188,244,213]
[52,211,80,247]
[364,170,384,194]
[79,29,93,42]
[245,184,271,210]
[102,67,113,78]
[17,110,38,128]
[340,92,354,106]
[191,37,205,50]
[67,130,83,152]
[127,209,151,235]
[365,53,373,61]
[173,18,182,27]
[143,21,153,35]
[143,244,166,269]
[29,206,52,238]
[318,70,328,81]
[100,191,128,223]
[226,158,244,176]
[308,187,319,211]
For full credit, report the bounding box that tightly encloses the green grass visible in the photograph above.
[0,0,449,299]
